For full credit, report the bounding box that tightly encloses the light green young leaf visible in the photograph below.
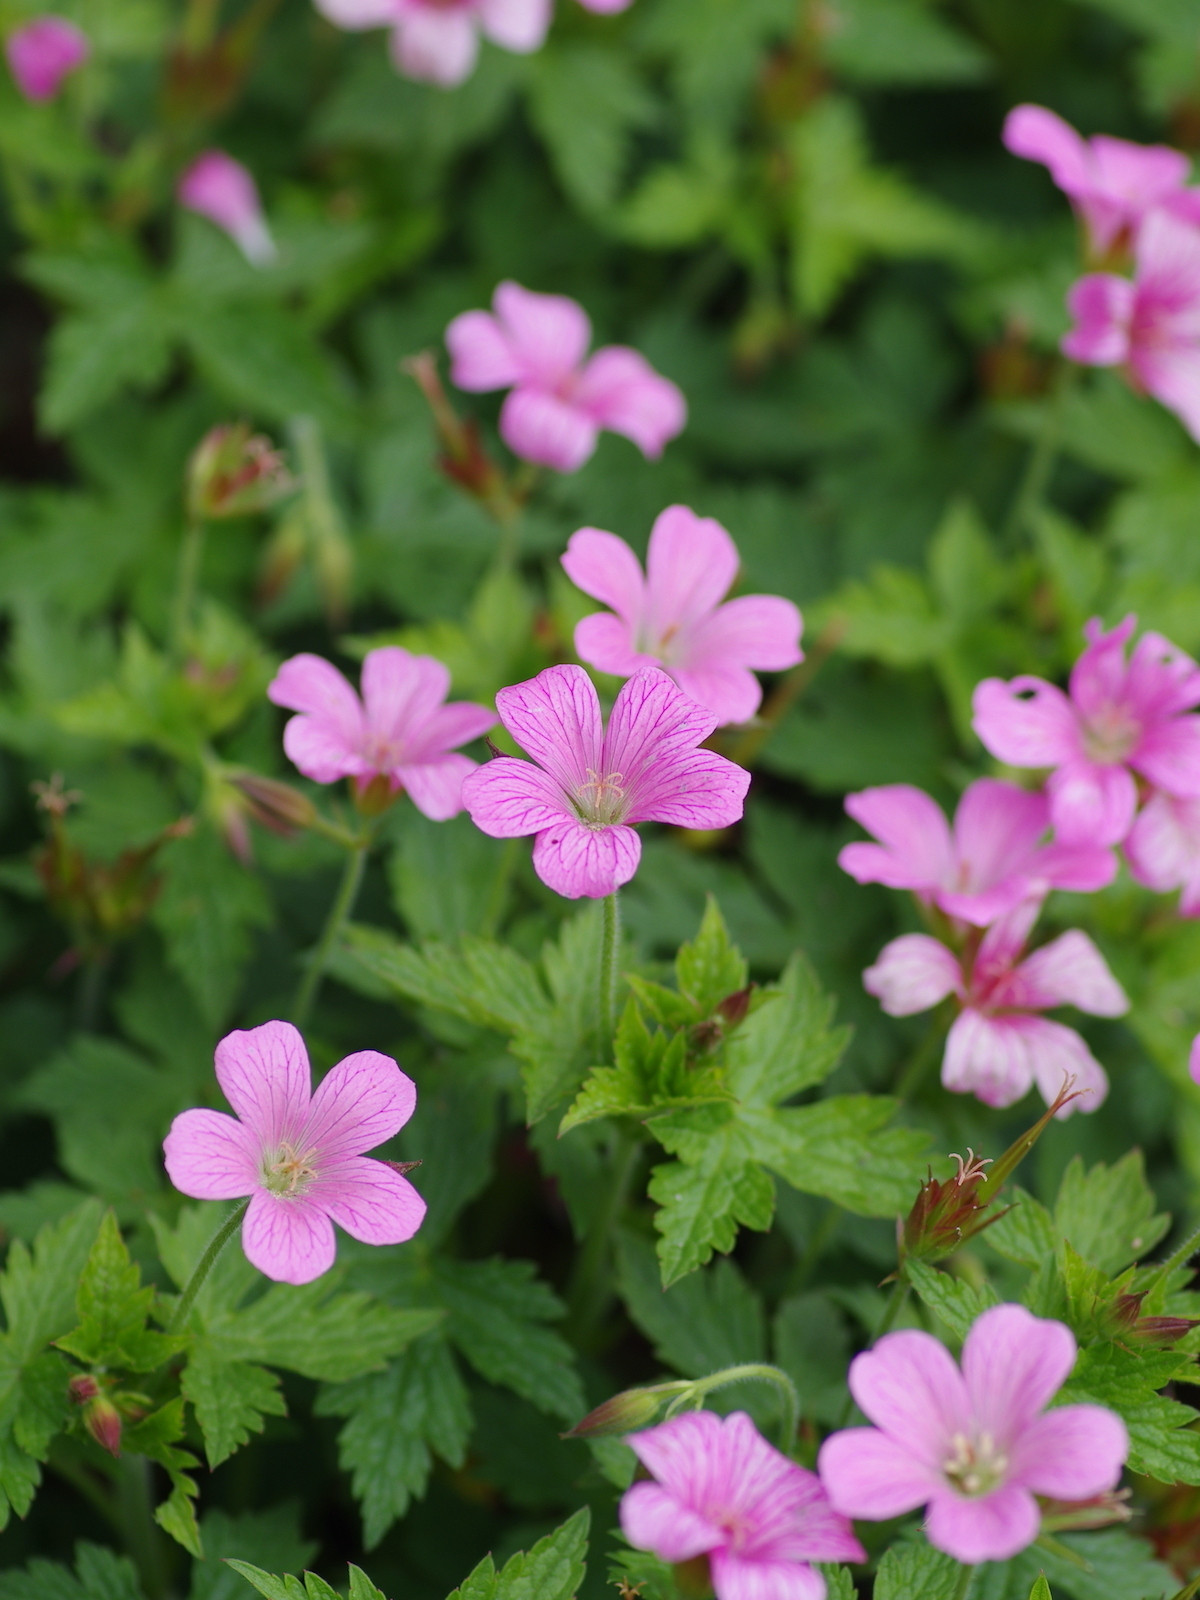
[55,1211,181,1372]
[675,898,749,1015]
[1053,1153,1170,1275]
[527,45,658,214]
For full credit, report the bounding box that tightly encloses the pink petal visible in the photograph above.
[576,0,634,10]
[1002,105,1093,197]
[574,612,652,677]
[672,664,765,727]
[561,527,647,623]
[446,309,522,392]
[862,935,962,1017]
[961,1304,1077,1442]
[1069,614,1136,720]
[417,700,497,752]
[1090,136,1191,210]
[1138,343,1200,444]
[269,654,367,784]
[626,1409,727,1497]
[1134,716,1200,796]
[972,677,1080,767]
[314,0,398,28]
[942,1010,1033,1109]
[1009,1404,1128,1499]
[1019,1016,1109,1114]
[619,1483,724,1563]
[461,756,574,837]
[1062,275,1135,366]
[500,387,598,471]
[1126,791,1200,891]
[625,746,749,830]
[6,16,88,102]
[282,717,369,785]
[645,506,740,634]
[1014,929,1128,1015]
[1126,629,1200,720]
[494,664,603,791]
[304,1050,416,1161]
[398,753,477,820]
[478,0,552,52]
[841,786,955,893]
[361,647,450,748]
[684,594,804,675]
[817,1428,936,1521]
[163,1109,259,1200]
[951,778,1048,890]
[602,672,749,828]
[708,1553,827,1600]
[975,896,1042,968]
[531,819,641,898]
[214,1021,312,1149]
[1047,759,1137,846]
[846,1330,970,1465]
[178,151,275,267]
[1190,1033,1200,1085]
[924,1484,1040,1565]
[493,280,592,386]
[391,6,479,86]
[241,1190,337,1285]
[1026,838,1117,896]
[309,1155,427,1245]
[574,346,687,458]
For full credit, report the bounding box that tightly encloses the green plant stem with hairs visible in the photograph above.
[600,891,622,1045]
[167,1198,249,1334]
[292,831,371,1031]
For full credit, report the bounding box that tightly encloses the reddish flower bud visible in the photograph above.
[1039,1488,1132,1534]
[565,1385,686,1440]
[68,1373,100,1404]
[187,422,293,521]
[229,772,318,833]
[900,1150,1006,1265]
[1109,1290,1199,1348]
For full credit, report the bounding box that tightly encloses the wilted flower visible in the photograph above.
[313,0,550,87]
[163,1020,426,1286]
[621,1410,864,1600]
[561,507,802,727]
[818,1304,1129,1564]
[178,150,276,266]
[461,665,750,899]
[5,16,88,102]
[446,281,686,472]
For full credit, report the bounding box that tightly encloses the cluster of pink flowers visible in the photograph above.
[1005,106,1200,440]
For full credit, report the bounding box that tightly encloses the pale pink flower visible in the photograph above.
[268,646,495,819]
[621,1410,864,1600]
[1189,1032,1200,1086]
[313,0,549,88]
[576,0,632,10]
[819,1304,1128,1565]
[178,150,276,267]
[163,1020,425,1286]
[446,281,686,473]
[840,779,1115,926]
[1003,104,1200,259]
[1062,210,1200,442]
[864,900,1127,1114]
[562,508,802,727]
[1127,792,1200,915]
[5,14,87,101]
[460,665,750,899]
[973,616,1200,847]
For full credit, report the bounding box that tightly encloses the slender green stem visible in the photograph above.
[1143,1216,1200,1299]
[835,1279,910,1427]
[599,891,621,1045]
[117,1455,170,1600]
[668,1364,800,1455]
[292,836,369,1031]
[1170,1575,1200,1600]
[48,1448,122,1531]
[480,837,519,939]
[1001,359,1077,545]
[895,1012,948,1101]
[167,1199,248,1333]
[171,512,207,657]
[75,950,111,1032]
[951,1563,976,1600]
[564,1130,640,1341]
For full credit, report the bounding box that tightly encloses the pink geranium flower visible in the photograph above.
[973,616,1200,847]
[561,507,802,727]
[460,665,750,899]
[268,646,495,819]
[839,778,1115,925]
[1126,792,1200,915]
[864,900,1127,1113]
[621,1411,864,1600]
[1061,210,1200,443]
[1003,104,1200,259]
[446,281,686,473]
[819,1304,1129,1564]
[5,15,88,101]
[178,150,276,267]
[163,1020,426,1286]
[314,0,549,87]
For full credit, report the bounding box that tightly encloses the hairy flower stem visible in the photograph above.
[668,1364,801,1455]
[292,834,369,1031]
[952,1564,977,1600]
[600,891,622,1046]
[1144,1216,1200,1300]
[117,1455,170,1600]
[1001,358,1077,546]
[834,1277,910,1428]
[564,1129,640,1345]
[896,1010,949,1101]
[168,1199,249,1334]
[171,511,207,658]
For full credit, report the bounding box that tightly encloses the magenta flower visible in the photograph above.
[1126,792,1200,916]
[178,150,276,267]
[620,1411,864,1600]
[5,15,87,101]
[314,0,549,87]
[446,281,686,473]
[839,779,1115,926]
[973,616,1200,847]
[1003,104,1200,260]
[818,1304,1129,1564]
[561,507,802,727]
[576,0,632,9]
[163,1020,426,1286]
[1061,209,1200,442]
[460,665,750,899]
[268,646,495,819]
[864,900,1127,1113]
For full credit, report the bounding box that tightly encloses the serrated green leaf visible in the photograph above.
[224,1564,306,1600]
[191,1505,317,1600]
[906,1259,1001,1341]
[55,1212,181,1372]
[528,45,657,214]
[617,1233,765,1379]
[560,1003,730,1135]
[648,1142,776,1285]
[675,897,748,1013]
[983,1189,1058,1268]
[1053,1153,1170,1275]
[449,1508,589,1600]
[347,1571,387,1600]
[181,1347,286,1469]
[1061,1343,1200,1484]
[1029,1577,1052,1600]
[874,1536,961,1600]
[39,302,172,434]
[123,1397,202,1556]
[0,1542,143,1600]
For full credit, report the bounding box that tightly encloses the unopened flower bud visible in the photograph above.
[717,987,753,1027]
[353,772,398,818]
[68,1373,100,1404]
[1040,1488,1132,1534]
[69,1377,121,1456]
[565,1385,682,1440]
[229,772,318,833]
[1109,1290,1199,1348]
[187,422,293,521]
[899,1149,1002,1265]
[179,151,277,267]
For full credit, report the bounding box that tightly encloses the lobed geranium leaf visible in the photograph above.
[180,1349,286,1470]
[55,1211,182,1372]
[448,1508,589,1600]
[1053,1153,1171,1277]
[0,1542,142,1600]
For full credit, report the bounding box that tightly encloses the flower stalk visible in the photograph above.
[292,832,370,1031]
[167,1198,248,1333]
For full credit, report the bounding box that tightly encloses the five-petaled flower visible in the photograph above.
[621,1410,865,1600]
[163,1020,426,1285]
[268,646,495,819]
[818,1303,1129,1564]
[863,899,1127,1114]
[5,14,88,101]
[460,664,750,899]
[561,506,802,727]
[839,778,1114,926]
[446,281,686,473]
[178,150,277,267]
[973,616,1200,846]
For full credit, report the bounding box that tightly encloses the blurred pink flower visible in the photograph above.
[446,281,686,472]
[819,1304,1128,1564]
[562,507,802,726]
[973,616,1200,846]
[460,665,750,898]
[164,1020,426,1286]
[621,1410,864,1600]
[5,15,88,102]
[864,900,1127,1113]
[1061,210,1200,442]
[576,0,632,9]
[1003,104,1200,259]
[313,0,550,87]
[1189,1033,1200,1086]
[1126,792,1200,915]
[840,779,1115,925]
[178,150,276,266]
[268,646,495,819]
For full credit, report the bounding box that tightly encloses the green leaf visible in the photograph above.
[0,1543,143,1600]
[617,1232,765,1377]
[905,1260,1001,1341]
[1053,1153,1170,1275]
[527,45,658,214]
[122,1397,202,1556]
[674,897,749,1020]
[1061,1344,1200,1484]
[773,1292,852,1426]
[55,1211,181,1372]
[873,1536,962,1600]
[1029,1578,1052,1600]
[180,303,349,430]
[560,1002,730,1134]
[191,1505,317,1600]
[224,1565,306,1600]
[982,1188,1058,1268]
[347,1573,387,1600]
[39,301,172,434]
[448,1508,589,1600]
[1002,1527,1175,1600]
[180,1347,286,1469]
[823,0,990,85]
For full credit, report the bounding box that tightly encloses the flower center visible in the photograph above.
[364,733,404,772]
[1081,704,1139,764]
[262,1142,319,1197]
[941,1430,1009,1498]
[572,768,628,827]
